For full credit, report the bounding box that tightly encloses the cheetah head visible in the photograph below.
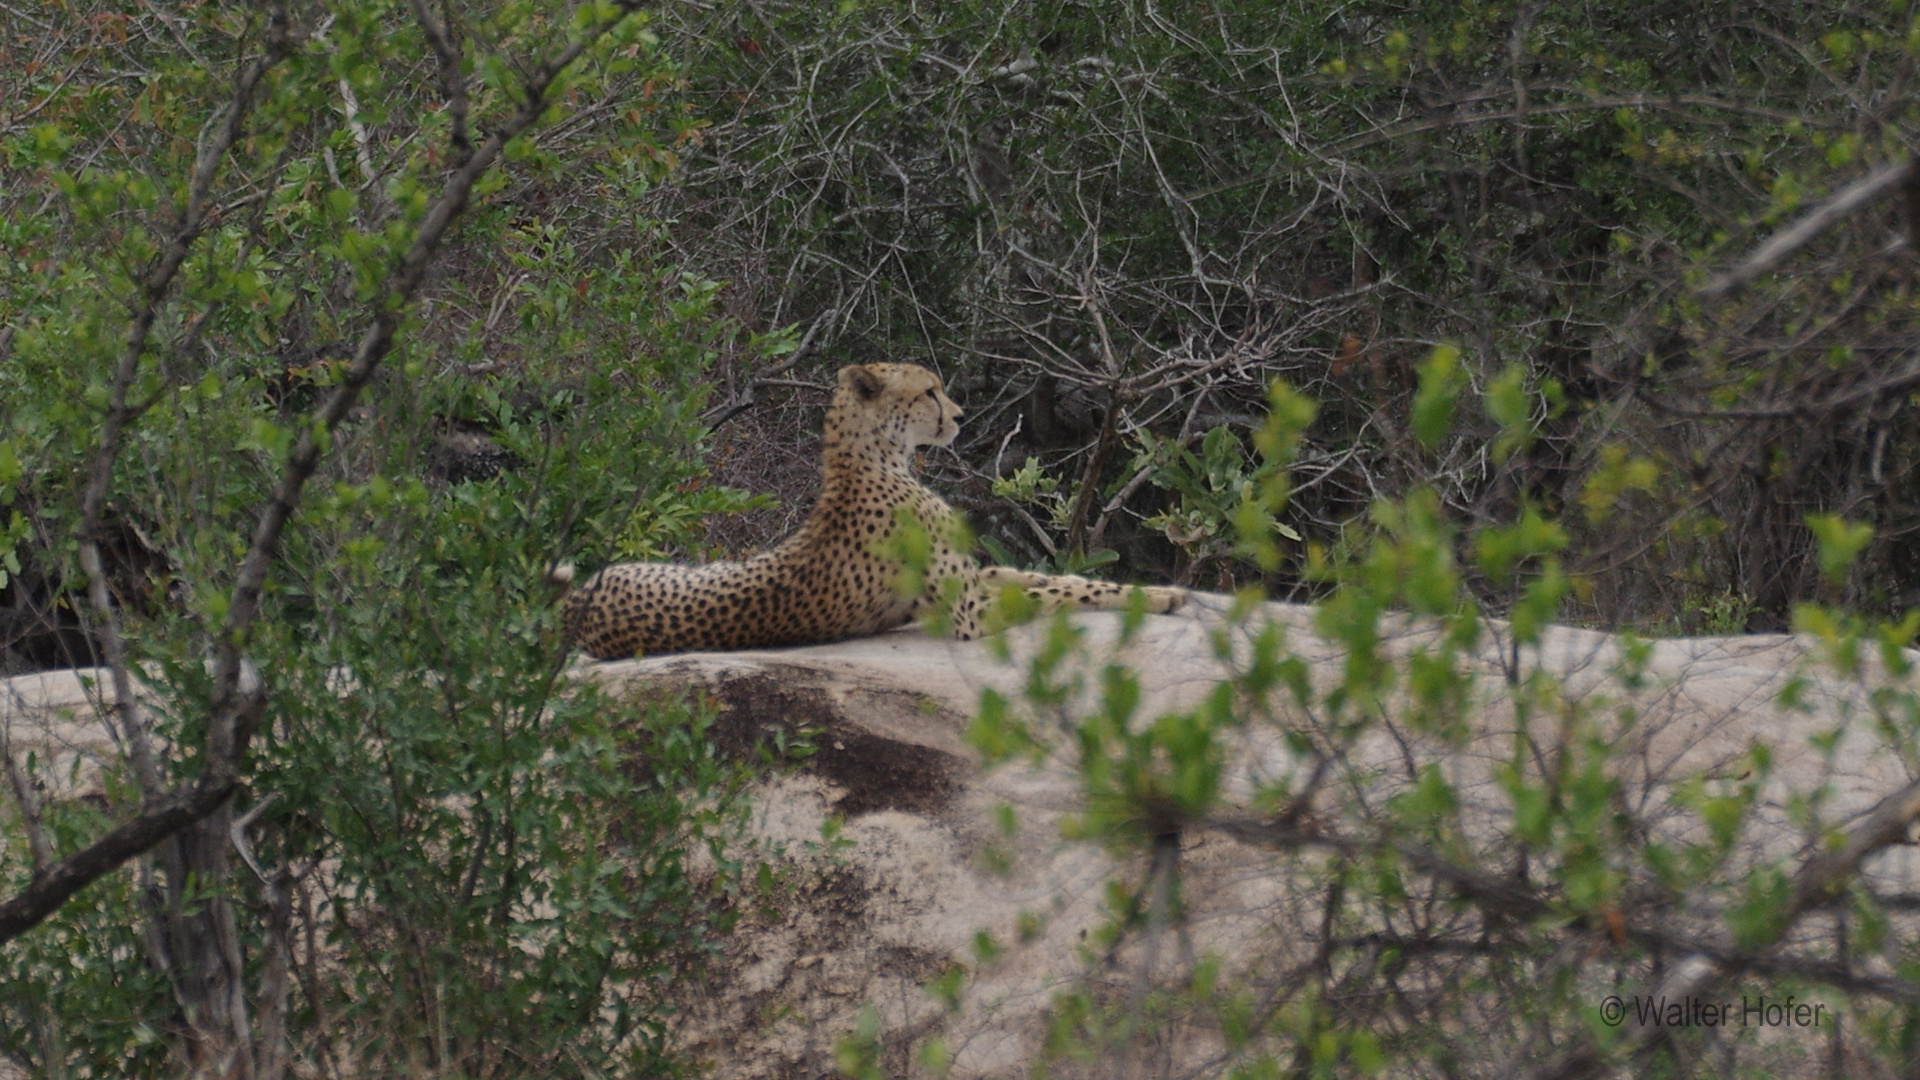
[837,363,962,448]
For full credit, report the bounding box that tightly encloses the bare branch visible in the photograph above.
[1702,157,1913,298]
[0,713,51,873]
[72,2,294,807]
[335,76,380,187]
[0,689,264,940]
[411,0,471,159]
[705,300,841,430]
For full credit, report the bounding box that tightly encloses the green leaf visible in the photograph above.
[1393,764,1458,827]
[0,440,21,492]
[1485,364,1532,463]
[1410,344,1465,451]
[1727,864,1792,949]
[1807,513,1874,585]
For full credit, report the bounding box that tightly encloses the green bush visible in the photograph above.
[1,1,775,1075]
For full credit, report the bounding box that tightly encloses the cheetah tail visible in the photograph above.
[546,561,577,595]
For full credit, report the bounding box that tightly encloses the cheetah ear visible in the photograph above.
[839,364,884,400]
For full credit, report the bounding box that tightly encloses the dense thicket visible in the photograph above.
[644,0,1920,632]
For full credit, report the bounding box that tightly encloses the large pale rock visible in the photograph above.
[571,596,1920,1078]
[0,666,131,802]
[6,596,1916,1076]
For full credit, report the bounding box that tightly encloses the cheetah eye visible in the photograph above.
[925,388,936,398]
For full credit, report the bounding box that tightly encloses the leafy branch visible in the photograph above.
[0,0,658,947]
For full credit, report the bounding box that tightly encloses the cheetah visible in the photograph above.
[554,363,1187,660]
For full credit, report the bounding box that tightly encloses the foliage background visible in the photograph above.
[641,0,1920,633]
[4,0,1920,1076]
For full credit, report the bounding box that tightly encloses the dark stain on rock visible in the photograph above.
[699,670,964,817]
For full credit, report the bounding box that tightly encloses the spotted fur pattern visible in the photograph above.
[558,363,1185,659]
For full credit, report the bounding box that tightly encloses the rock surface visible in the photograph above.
[6,595,1919,1077]
[572,596,1920,1078]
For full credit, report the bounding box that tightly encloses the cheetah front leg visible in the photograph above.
[948,565,1186,640]
[980,565,1186,613]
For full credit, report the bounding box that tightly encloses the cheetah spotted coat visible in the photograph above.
[559,363,1184,659]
